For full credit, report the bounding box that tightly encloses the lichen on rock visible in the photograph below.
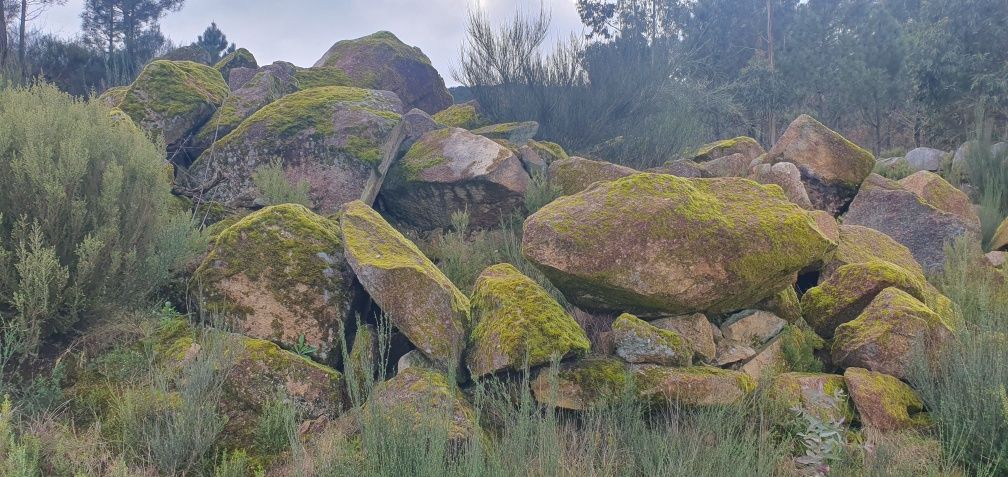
[611,313,692,366]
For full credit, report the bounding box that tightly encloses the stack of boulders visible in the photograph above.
[94,30,992,461]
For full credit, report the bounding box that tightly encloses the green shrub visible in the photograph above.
[254,393,298,456]
[0,397,41,477]
[523,169,561,214]
[0,83,203,355]
[250,159,312,207]
[910,237,1008,476]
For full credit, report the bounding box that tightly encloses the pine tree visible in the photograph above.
[196,21,234,63]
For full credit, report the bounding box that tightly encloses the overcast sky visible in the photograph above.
[36,0,585,86]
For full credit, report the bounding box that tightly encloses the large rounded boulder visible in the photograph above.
[466,263,589,377]
[119,60,229,156]
[193,204,356,362]
[380,127,529,229]
[187,86,402,213]
[548,156,638,196]
[522,173,837,316]
[763,114,875,215]
[340,201,469,369]
[314,31,452,114]
[842,173,980,273]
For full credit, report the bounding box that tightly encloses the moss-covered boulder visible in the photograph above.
[188,86,402,213]
[191,61,301,154]
[634,365,756,406]
[159,44,212,63]
[466,263,589,377]
[772,372,853,422]
[832,288,953,380]
[432,101,486,129]
[763,114,875,215]
[346,324,378,397]
[822,225,924,280]
[611,313,692,366]
[989,217,1008,251]
[898,171,980,228]
[803,260,927,338]
[529,140,569,164]
[843,173,981,273]
[119,60,229,154]
[340,201,469,369]
[522,173,837,316]
[844,367,929,431]
[750,161,813,209]
[215,47,258,79]
[314,31,452,114]
[471,121,539,143]
[698,153,751,178]
[691,136,765,163]
[651,313,716,363]
[648,159,706,178]
[194,204,355,362]
[381,127,529,229]
[755,286,803,324]
[353,367,479,444]
[547,156,638,196]
[531,357,632,410]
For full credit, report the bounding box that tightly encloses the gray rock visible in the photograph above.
[750,161,813,209]
[904,147,946,172]
[720,310,786,347]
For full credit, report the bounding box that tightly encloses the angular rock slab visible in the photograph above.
[340,200,469,369]
[651,313,716,363]
[763,114,875,215]
[531,357,632,411]
[634,365,756,406]
[194,204,355,362]
[381,127,530,229]
[843,173,980,273]
[844,367,928,431]
[522,173,837,317]
[611,313,692,366]
[466,263,589,377]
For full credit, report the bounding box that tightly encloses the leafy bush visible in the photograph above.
[910,238,1008,475]
[250,159,313,208]
[0,83,203,356]
[254,393,298,456]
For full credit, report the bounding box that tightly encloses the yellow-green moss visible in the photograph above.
[397,127,453,180]
[778,322,826,372]
[317,31,432,69]
[120,60,229,119]
[847,368,929,428]
[293,67,354,89]
[97,85,128,108]
[692,136,760,161]
[611,313,692,366]
[214,47,257,73]
[432,102,483,128]
[530,140,569,163]
[467,263,589,375]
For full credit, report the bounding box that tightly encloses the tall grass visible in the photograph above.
[958,112,1008,248]
[909,237,1008,476]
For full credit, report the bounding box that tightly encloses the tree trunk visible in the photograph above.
[18,0,25,75]
[1,2,8,67]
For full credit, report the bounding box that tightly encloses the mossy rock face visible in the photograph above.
[633,365,756,406]
[755,286,802,324]
[803,260,927,339]
[832,287,953,381]
[340,201,469,369]
[698,153,751,178]
[651,313,716,363]
[647,159,706,178]
[189,85,402,213]
[522,173,837,317]
[159,44,212,64]
[346,323,378,397]
[215,47,258,79]
[843,367,929,431]
[772,372,853,423]
[220,334,348,453]
[362,367,479,443]
[194,204,355,362]
[822,225,923,280]
[842,174,981,273]
[898,171,980,227]
[471,121,539,143]
[97,85,128,108]
[466,263,589,377]
[381,127,530,229]
[763,114,875,215]
[432,101,486,129]
[750,161,813,209]
[530,357,633,410]
[192,61,301,154]
[547,156,638,196]
[692,136,765,163]
[991,218,1008,252]
[314,31,452,114]
[611,313,692,366]
[529,140,569,164]
[119,60,229,152]
[778,322,827,372]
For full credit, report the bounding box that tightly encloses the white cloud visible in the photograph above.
[34,0,585,86]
